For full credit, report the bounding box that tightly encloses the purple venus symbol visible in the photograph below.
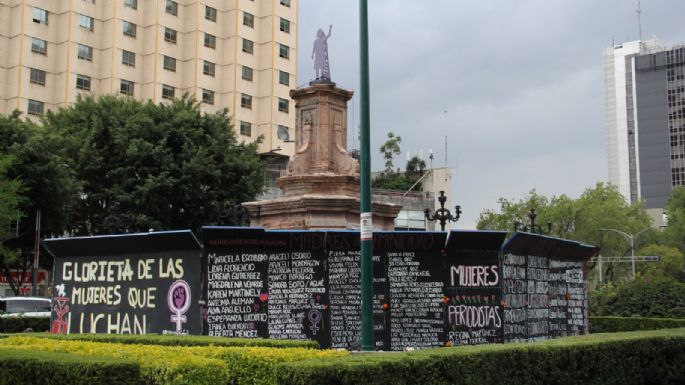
[167,280,191,333]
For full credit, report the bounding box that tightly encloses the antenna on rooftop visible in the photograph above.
[636,0,643,41]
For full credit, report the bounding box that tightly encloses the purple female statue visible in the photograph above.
[312,25,332,81]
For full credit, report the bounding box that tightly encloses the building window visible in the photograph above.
[279,70,289,86]
[243,12,254,28]
[76,74,91,91]
[162,84,175,100]
[165,0,178,16]
[242,39,254,54]
[240,121,251,136]
[277,125,290,141]
[278,98,289,113]
[77,44,93,61]
[242,66,253,81]
[280,18,290,33]
[32,8,48,25]
[203,60,215,77]
[163,55,176,72]
[124,0,137,9]
[204,33,216,49]
[79,14,94,31]
[31,38,47,55]
[280,0,290,7]
[29,68,46,86]
[123,21,137,38]
[120,79,134,95]
[164,27,177,44]
[122,50,135,66]
[241,94,252,109]
[205,6,217,22]
[279,44,289,59]
[202,89,214,105]
[27,99,44,115]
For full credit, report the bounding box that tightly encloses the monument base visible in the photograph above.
[243,175,400,230]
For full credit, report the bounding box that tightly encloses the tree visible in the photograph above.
[590,275,685,318]
[379,132,401,173]
[663,187,685,252]
[0,155,23,287]
[405,156,426,177]
[0,112,75,295]
[477,183,652,282]
[372,156,428,192]
[636,244,684,280]
[43,95,265,236]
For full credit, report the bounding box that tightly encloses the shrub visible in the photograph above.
[0,335,347,385]
[0,348,140,385]
[590,316,685,333]
[0,316,50,333]
[590,276,685,318]
[276,329,685,385]
[29,332,319,348]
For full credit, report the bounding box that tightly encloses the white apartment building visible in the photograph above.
[0,0,297,156]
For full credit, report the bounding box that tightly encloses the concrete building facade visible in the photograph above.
[0,0,297,156]
[604,38,685,225]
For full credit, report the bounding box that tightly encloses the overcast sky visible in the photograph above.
[297,0,685,229]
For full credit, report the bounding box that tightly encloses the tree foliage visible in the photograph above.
[636,244,684,280]
[373,156,428,192]
[0,155,23,270]
[379,132,401,173]
[663,187,685,252]
[477,183,653,282]
[43,95,265,235]
[590,276,685,318]
[0,112,75,294]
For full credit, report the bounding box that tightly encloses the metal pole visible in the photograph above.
[32,209,41,296]
[598,255,603,284]
[359,0,374,351]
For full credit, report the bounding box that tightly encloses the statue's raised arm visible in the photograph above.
[313,25,332,81]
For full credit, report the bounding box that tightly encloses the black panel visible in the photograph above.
[49,232,203,336]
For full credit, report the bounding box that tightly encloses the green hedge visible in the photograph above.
[0,348,140,385]
[590,316,685,333]
[0,336,346,385]
[276,328,685,385]
[25,332,319,348]
[0,317,50,333]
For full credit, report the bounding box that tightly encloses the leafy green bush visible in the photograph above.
[590,276,685,318]
[0,335,346,385]
[26,332,318,348]
[277,329,685,385]
[590,316,685,333]
[0,316,50,333]
[0,348,140,385]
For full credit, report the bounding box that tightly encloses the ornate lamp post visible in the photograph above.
[424,191,461,231]
[513,208,552,235]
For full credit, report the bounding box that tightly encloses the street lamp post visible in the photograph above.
[513,208,552,235]
[424,191,461,231]
[599,227,651,279]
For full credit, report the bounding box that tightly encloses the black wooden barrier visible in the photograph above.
[44,231,203,335]
[43,228,598,350]
[203,227,598,350]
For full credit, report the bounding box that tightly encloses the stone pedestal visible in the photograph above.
[243,82,400,230]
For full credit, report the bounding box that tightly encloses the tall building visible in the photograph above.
[0,0,297,157]
[604,37,685,225]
